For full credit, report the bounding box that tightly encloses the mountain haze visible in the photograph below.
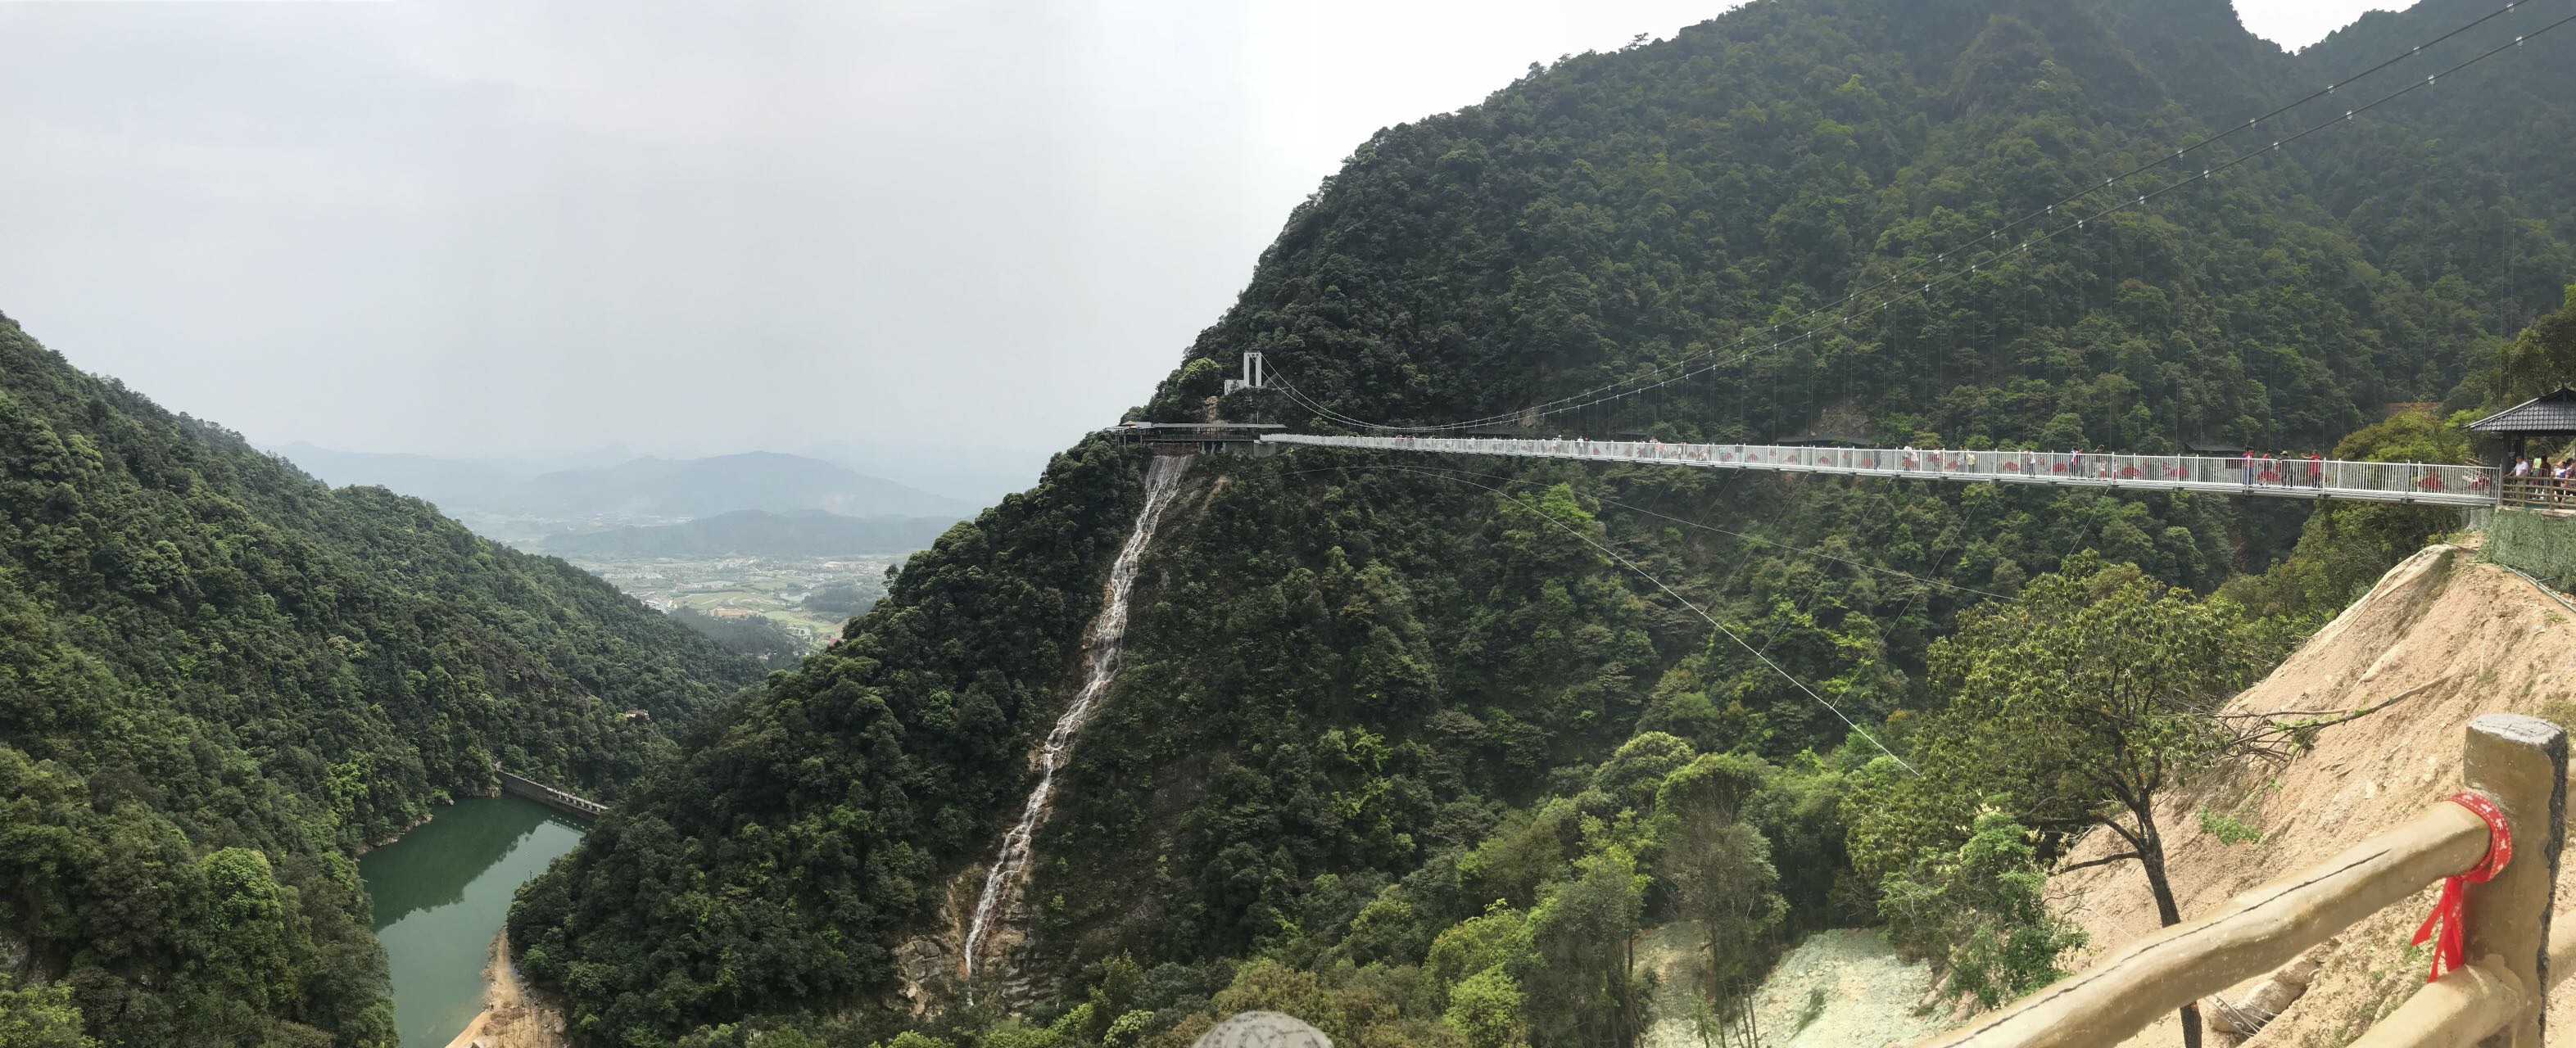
[505,0,2574,1043]
[272,445,981,523]
[269,442,548,513]
[541,508,964,559]
[506,451,975,520]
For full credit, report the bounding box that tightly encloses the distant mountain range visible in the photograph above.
[509,452,975,519]
[542,508,962,559]
[274,445,981,522]
[795,439,1054,508]
[271,442,556,511]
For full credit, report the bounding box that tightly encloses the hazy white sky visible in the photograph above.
[0,0,2397,458]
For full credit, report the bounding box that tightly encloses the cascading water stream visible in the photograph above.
[962,453,1192,980]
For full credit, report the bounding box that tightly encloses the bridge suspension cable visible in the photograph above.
[1327,460,2008,599]
[1324,460,1919,772]
[1260,2,2573,434]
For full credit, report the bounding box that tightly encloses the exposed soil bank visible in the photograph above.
[2045,545,2576,1046]
[1633,924,1938,1048]
[442,932,568,1048]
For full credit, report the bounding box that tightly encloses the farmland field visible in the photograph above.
[562,553,901,648]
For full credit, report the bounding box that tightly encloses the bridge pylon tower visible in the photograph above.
[1223,351,1266,395]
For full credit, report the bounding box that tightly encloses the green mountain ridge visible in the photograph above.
[503,0,2574,1044]
[0,317,766,1046]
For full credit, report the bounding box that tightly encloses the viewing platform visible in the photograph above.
[1111,421,1284,456]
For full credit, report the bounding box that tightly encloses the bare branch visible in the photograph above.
[2055,851,2144,874]
[2214,677,2445,723]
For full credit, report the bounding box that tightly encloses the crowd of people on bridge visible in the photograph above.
[2237,447,2327,490]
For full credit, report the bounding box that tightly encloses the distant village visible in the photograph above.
[559,551,899,648]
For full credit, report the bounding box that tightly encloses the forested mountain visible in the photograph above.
[0,318,764,1046]
[541,508,963,559]
[501,0,2576,1044]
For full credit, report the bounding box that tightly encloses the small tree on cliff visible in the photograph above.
[1849,553,2345,1048]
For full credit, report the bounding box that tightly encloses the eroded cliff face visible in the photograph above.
[2045,544,2576,1046]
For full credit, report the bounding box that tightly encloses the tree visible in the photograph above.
[1442,967,1526,1048]
[2488,283,2576,403]
[0,980,96,1048]
[1652,756,1784,1047]
[1849,555,2285,1047]
[1521,848,1646,1048]
[1875,810,2086,1009]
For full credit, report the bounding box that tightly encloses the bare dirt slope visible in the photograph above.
[2042,544,2576,1047]
[1746,928,1944,1048]
[1636,924,1939,1048]
[444,932,570,1048]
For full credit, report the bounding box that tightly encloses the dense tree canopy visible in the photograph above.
[0,318,762,1046]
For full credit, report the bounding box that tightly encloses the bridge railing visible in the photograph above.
[1261,435,2501,505]
[2500,477,2576,510]
[1921,714,2565,1048]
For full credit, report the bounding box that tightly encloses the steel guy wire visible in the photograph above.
[1317,459,1919,772]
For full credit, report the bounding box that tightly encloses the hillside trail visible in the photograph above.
[2040,544,2576,1047]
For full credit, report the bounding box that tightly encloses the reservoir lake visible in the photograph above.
[359,793,586,1046]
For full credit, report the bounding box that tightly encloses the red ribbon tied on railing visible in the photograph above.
[2410,790,2512,983]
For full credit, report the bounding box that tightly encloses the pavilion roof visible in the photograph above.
[2470,388,2576,433]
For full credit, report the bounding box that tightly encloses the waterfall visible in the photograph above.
[962,453,1192,981]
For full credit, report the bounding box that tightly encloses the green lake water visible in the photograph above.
[359,793,586,1046]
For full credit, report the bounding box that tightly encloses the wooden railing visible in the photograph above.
[2501,477,2576,511]
[1922,713,2566,1048]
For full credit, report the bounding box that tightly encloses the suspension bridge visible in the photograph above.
[1256,432,2502,507]
[1187,4,2573,519]
[1178,11,2569,1046]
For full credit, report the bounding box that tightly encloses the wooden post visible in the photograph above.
[2460,713,2566,1047]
